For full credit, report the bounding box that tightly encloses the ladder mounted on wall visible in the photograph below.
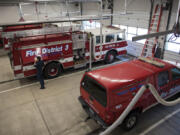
[141,3,163,57]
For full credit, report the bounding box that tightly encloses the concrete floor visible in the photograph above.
[0,55,14,82]
[0,54,179,135]
[0,71,179,135]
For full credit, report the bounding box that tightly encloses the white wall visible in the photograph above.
[82,2,111,25]
[113,0,151,28]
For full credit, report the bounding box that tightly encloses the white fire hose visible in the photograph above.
[100,83,180,135]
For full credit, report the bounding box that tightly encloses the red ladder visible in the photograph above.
[141,4,163,57]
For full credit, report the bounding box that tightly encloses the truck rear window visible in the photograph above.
[81,75,107,107]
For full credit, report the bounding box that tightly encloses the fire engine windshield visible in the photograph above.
[81,75,107,107]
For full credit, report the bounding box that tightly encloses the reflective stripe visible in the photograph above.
[23,65,35,71]
[94,51,107,56]
[85,53,90,57]
[85,47,127,57]
[59,57,73,63]
[20,43,46,50]
[116,46,127,52]
[15,73,24,79]
[14,65,22,71]
[5,44,10,48]
[48,40,72,46]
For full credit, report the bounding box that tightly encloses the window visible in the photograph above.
[117,33,124,41]
[82,21,100,30]
[158,71,169,87]
[171,68,180,80]
[120,25,127,32]
[96,22,100,28]
[81,75,107,107]
[165,34,180,53]
[127,34,135,41]
[106,34,115,43]
[137,28,148,35]
[127,27,137,41]
[128,27,137,34]
[96,36,103,44]
[114,24,148,43]
[165,42,180,53]
[137,39,146,44]
[113,24,120,27]
[136,28,148,44]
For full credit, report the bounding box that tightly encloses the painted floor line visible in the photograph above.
[139,108,180,135]
[0,70,85,94]
[0,59,130,94]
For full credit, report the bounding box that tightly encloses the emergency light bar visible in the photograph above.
[138,57,165,68]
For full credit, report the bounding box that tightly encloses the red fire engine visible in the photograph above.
[79,57,180,130]
[8,25,127,79]
[1,24,43,49]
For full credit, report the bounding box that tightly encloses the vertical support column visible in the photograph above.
[110,0,114,25]
[148,0,154,29]
[100,0,103,55]
[161,0,173,59]
[80,1,83,16]
[89,35,92,70]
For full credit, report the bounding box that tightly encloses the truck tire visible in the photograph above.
[105,51,116,64]
[44,62,62,79]
[122,112,139,131]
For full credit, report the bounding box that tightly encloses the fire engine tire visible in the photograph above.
[44,62,62,79]
[121,112,139,131]
[105,51,116,64]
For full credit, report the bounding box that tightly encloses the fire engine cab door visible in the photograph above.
[156,70,171,98]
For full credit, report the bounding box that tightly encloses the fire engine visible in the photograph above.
[79,57,180,130]
[7,25,127,79]
[1,24,43,49]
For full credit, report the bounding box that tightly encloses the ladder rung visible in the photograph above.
[150,31,157,34]
[151,28,157,31]
[150,29,157,32]
[154,14,160,16]
[146,44,154,47]
[152,18,159,21]
[145,52,152,56]
[144,48,153,51]
[151,26,157,28]
[147,40,155,43]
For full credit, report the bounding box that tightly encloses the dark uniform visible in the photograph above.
[34,59,45,89]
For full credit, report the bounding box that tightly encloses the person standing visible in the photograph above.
[34,56,45,89]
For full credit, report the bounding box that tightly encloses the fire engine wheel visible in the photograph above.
[105,51,116,64]
[44,62,62,79]
[122,112,139,131]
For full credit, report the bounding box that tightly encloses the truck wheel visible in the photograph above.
[122,112,138,131]
[105,51,116,64]
[44,62,62,79]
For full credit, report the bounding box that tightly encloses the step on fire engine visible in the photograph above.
[8,25,127,79]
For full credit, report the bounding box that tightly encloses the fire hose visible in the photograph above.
[99,83,180,135]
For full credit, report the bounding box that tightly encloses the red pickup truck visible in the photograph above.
[79,57,180,130]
